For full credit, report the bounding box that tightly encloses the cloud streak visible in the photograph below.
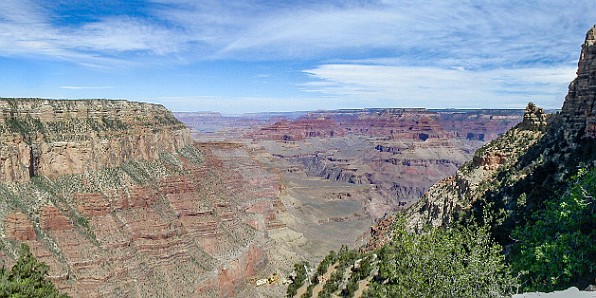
[0,0,594,67]
[303,64,577,109]
[0,0,594,112]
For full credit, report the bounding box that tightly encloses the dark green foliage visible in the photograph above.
[300,284,313,298]
[319,267,345,297]
[3,116,47,143]
[341,279,358,297]
[364,217,517,298]
[0,244,70,297]
[336,245,359,271]
[319,246,361,297]
[510,165,596,291]
[287,261,309,297]
[316,251,336,276]
[100,116,129,130]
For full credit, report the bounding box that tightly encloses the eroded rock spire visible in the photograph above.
[561,24,596,138]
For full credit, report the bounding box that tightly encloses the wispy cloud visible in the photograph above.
[302,64,577,109]
[0,0,594,112]
[0,0,594,68]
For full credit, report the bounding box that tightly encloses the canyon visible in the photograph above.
[179,108,524,216]
[0,99,523,297]
[291,25,596,298]
[0,99,283,297]
[177,107,525,295]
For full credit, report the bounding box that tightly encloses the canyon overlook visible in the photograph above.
[177,107,526,294]
[0,99,525,297]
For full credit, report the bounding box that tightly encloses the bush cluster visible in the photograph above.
[0,244,70,297]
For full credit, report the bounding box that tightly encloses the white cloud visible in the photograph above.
[302,64,577,109]
[0,0,594,68]
[0,0,593,112]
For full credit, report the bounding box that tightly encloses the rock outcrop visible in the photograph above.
[401,25,596,237]
[0,99,284,297]
[0,99,190,182]
[516,102,549,131]
[562,25,596,138]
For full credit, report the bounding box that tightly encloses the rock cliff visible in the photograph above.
[562,25,596,139]
[0,99,190,182]
[406,104,547,230]
[250,109,521,215]
[0,99,282,297]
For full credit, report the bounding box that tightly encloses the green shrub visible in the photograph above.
[0,244,70,297]
[510,165,596,291]
[365,216,517,298]
[287,261,309,297]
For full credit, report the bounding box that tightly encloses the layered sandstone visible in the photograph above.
[0,99,190,182]
[251,108,521,144]
[252,117,345,141]
[0,99,283,297]
[247,108,521,216]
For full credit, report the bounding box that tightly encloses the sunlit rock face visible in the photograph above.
[393,25,596,239]
[0,99,190,182]
[248,108,521,213]
[0,99,284,297]
[562,26,596,139]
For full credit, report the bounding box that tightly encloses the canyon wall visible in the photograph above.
[247,108,521,215]
[0,99,190,182]
[0,99,282,297]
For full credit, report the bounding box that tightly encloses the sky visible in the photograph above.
[0,1,595,114]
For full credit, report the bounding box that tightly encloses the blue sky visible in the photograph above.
[0,0,595,114]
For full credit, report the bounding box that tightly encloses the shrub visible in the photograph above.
[365,216,517,298]
[0,244,70,297]
[511,165,596,291]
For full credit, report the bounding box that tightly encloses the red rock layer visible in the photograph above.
[1,142,282,297]
[0,99,190,182]
[250,108,521,143]
[253,118,345,141]
[4,213,36,241]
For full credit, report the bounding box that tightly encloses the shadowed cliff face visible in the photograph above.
[562,26,596,139]
[0,99,284,297]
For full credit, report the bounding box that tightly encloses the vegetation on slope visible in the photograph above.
[367,218,517,298]
[510,165,596,291]
[0,244,70,297]
[289,217,517,298]
[0,98,185,143]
